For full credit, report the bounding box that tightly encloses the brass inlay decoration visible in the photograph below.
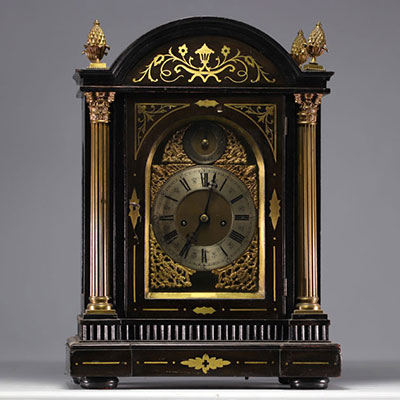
[129,187,140,242]
[132,43,276,84]
[143,361,169,365]
[291,30,309,67]
[303,22,328,71]
[225,104,277,162]
[195,99,219,108]
[133,245,136,303]
[294,93,323,314]
[142,308,179,311]
[269,189,280,230]
[181,354,230,374]
[81,361,120,365]
[229,308,268,312]
[150,226,196,289]
[82,20,109,68]
[244,361,268,365]
[135,103,190,158]
[212,234,258,291]
[193,306,216,315]
[273,245,277,302]
[85,92,116,315]
[292,361,329,365]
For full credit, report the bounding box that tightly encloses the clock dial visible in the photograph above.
[152,165,257,271]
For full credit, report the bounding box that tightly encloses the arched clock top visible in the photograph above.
[74,17,333,89]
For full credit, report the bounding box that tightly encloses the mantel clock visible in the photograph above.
[67,17,341,389]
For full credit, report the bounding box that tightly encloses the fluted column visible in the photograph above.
[294,93,323,314]
[84,92,116,315]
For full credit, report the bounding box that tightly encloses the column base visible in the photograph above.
[294,296,323,314]
[85,296,116,315]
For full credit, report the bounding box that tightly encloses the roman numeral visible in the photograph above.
[159,215,174,221]
[179,242,191,258]
[230,194,244,204]
[219,245,228,257]
[179,178,191,192]
[164,194,178,202]
[200,172,209,187]
[235,214,249,221]
[201,249,207,263]
[219,178,227,192]
[164,230,178,244]
[229,230,245,244]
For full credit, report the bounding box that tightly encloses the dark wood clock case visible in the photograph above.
[67,17,341,389]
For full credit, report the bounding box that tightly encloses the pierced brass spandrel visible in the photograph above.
[212,234,258,291]
[149,226,196,289]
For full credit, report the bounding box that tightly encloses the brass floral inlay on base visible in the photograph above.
[269,189,280,230]
[181,353,230,374]
[132,43,276,84]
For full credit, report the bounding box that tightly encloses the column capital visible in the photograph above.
[85,92,115,123]
[294,93,322,125]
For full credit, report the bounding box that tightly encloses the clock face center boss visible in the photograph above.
[152,165,257,271]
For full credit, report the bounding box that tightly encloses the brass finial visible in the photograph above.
[303,22,328,71]
[82,20,110,69]
[291,30,309,67]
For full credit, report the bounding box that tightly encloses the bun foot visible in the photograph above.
[72,377,81,385]
[290,377,329,389]
[278,377,291,384]
[79,377,119,389]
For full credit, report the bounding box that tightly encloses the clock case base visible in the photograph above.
[67,315,340,389]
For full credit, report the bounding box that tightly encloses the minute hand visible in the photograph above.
[203,173,217,215]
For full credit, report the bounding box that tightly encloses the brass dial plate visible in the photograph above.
[152,165,257,271]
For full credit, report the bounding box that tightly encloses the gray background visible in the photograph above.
[1,0,399,365]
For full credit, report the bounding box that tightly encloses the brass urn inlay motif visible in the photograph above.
[181,353,230,374]
[132,43,276,84]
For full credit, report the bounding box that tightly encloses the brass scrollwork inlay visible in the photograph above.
[212,234,258,291]
[181,353,230,374]
[132,43,275,84]
[149,226,195,289]
[85,92,115,123]
[225,103,277,162]
[135,103,190,158]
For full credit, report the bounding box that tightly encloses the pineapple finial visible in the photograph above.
[82,20,110,69]
[303,21,328,71]
[291,30,309,67]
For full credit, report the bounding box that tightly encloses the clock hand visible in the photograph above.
[183,173,217,247]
